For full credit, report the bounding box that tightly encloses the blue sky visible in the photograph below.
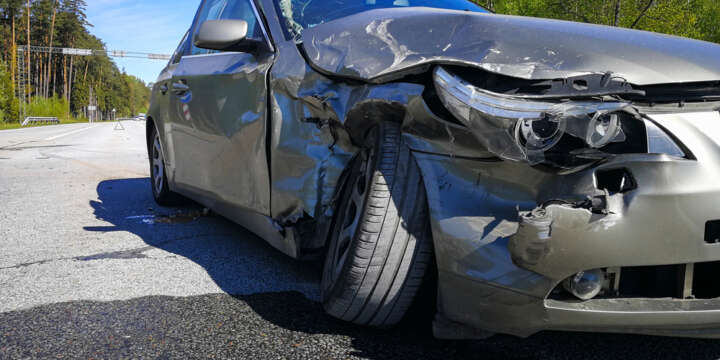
[86,0,201,84]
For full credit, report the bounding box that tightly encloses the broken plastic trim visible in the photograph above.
[433,66,631,164]
[445,66,644,99]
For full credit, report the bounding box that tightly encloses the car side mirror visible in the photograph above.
[194,19,252,51]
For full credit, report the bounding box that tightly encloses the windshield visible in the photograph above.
[273,0,488,39]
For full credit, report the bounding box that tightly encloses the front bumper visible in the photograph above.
[438,271,720,339]
[408,110,720,338]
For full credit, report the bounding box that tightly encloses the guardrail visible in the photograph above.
[22,117,60,126]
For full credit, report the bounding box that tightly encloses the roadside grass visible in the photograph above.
[0,117,97,131]
[0,97,102,131]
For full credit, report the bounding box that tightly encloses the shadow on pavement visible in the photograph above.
[78,178,720,360]
[84,178,319,297]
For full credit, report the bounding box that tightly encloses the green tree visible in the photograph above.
[695,0,720,43]
[0,61,6,123]
[474,0,719,44]
[0,60,19,123]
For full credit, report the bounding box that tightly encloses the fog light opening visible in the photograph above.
[563,269,605,300]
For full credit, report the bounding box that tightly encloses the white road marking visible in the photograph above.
[44,125,99,141]
[0,127,35,133]
[0,123,86,134]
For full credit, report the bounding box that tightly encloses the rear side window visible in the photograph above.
[190,0,263,55]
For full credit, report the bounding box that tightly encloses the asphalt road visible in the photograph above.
[1,122,720,359]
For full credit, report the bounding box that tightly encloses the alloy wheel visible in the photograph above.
[329,146,375,282]
[152,133,165,195]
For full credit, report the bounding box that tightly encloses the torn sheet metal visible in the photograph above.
[508,194,624,277]
[411,152,558,299]
[401,96,496,159]
[267,41,427,232]
[301,7,720,85]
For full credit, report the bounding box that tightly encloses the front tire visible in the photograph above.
[321,122,433,327]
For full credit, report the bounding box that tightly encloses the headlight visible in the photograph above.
[434,66,631,164]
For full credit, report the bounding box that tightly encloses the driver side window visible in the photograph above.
[171,31,190,64]
[190,0,262,56]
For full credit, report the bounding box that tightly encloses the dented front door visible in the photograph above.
[169,0,273,215]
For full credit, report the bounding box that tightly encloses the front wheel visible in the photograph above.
[321,122,433,327]
[149,126,184,206]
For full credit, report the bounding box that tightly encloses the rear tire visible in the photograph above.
[321,122,433,327]
[149,126,184,206]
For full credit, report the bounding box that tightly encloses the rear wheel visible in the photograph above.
[321,122,433,327]
[149,127,183,206]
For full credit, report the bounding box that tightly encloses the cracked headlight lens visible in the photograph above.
[433,66,631,164]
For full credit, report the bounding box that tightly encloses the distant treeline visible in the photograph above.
[0,0,151,123]
[3,0,717,123]
[474,0,720,43]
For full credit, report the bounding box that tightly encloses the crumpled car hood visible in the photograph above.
[301,7,720,85]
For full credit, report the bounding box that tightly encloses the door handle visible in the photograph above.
[172,82,190,95]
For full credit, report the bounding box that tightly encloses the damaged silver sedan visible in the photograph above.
[146,0,720,339]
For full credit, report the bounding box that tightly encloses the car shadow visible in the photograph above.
[84,178,720,360]
[84,178,320,298]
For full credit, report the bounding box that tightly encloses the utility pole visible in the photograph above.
[26,0,31,102]
[11,10,16,90]
[11,7,17,122]
[88,85,95,123]
[46,0,58,98]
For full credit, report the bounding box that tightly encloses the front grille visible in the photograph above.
[618,264,681,298]
[693,261,720,299]
[706,220,720,244]
[549,261,720,301]
[616,262,720,300]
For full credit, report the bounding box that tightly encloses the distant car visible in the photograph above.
[147,0,720,339]
[135,114,147,121]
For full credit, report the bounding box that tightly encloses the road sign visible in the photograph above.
[148,54,171,60]
[88,106,97,111]
[62,48,93,56]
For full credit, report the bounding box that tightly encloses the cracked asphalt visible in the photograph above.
[2,122,720,359]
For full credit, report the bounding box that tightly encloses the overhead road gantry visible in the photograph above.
[15,45,171,121]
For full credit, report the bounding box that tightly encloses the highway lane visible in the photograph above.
[0,123,100,147]
[0,121,318,310]
[1,122,720,359]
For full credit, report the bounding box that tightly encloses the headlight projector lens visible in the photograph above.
[517,115,566,152]
[586,113,624,148]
